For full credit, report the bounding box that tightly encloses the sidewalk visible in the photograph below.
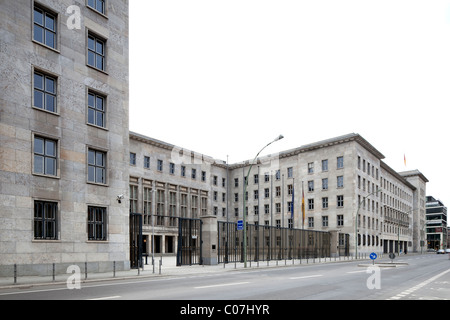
[0,255,365,289]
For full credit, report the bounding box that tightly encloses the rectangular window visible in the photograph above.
[157,159,163,172]
[322,216,328,227]
[88,149,106,184]
[129,152,136,165]
[34,71,57,113]
[88,91,105,127]
[322,197,328,209]
[33,6,57,49]
[308,180,314,192]
[170,163,175,174]
[337,195,344,208]
[34,136,57,176]
[322,159,328,171]
[337,156,344,169]
[337,214,344,226]
[87,0,105,14]
[88,206,107,241]
[88,33,106,71]
[144,156,150,169]
[287,167,293,178]
[322,178,328,190]
[34,201,58,240]
[337,176,344,188]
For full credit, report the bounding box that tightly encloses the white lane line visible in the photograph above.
[87,296,121,300]
[346,270,368,274]
[194,282,250,289]
[388,268,450,300]
[289,275,323,280]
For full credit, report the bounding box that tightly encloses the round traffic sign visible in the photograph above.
[370,252,377,260]
[389,253,396,260]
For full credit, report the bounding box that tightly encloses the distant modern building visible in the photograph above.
[426,196,448,250]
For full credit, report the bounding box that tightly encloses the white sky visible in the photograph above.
[130,0,450,211]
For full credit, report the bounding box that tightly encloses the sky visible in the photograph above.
[129,0,450,211]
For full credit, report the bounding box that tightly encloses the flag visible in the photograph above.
[404,154,406,167]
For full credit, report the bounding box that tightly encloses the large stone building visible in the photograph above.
[0,0,429,274]
[0,0,130,274]
[128,132,428,258]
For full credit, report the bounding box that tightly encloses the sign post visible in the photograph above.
[237,220,244,231]
[370,252,377,265]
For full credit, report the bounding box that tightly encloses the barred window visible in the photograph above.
[88,206,107,241]
[34,201,58,240]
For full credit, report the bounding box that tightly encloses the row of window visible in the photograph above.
[130,153,227,187]
[33,3,108,127]
[233,195,345,215]
[33,135,106,184]
[34,3,107,70]
[34,201,106,241]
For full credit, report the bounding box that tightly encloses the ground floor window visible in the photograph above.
[88,206,107,241]
[34,201,58,240]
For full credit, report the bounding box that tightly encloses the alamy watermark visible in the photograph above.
[66,265,81,290]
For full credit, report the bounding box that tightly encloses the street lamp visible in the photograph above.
[243,135,284,268]
[355,187,381,259]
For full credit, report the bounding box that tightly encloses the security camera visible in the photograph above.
[117,194,124,203]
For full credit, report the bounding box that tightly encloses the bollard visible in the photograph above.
[85,262,88,280]
[113,261,116,278]
[159,259,162,275]
[52,263,55,282]
[14,264,17,285]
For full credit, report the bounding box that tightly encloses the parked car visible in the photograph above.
[437,249,445,254]
[445,249,450,254]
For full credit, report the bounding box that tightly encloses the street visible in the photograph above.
[0,254,448,301]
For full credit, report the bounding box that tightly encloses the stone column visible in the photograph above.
[201,215,218,265]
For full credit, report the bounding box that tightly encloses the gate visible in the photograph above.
[130,213,143,269]
[177,218,202,266]
[218,221,331,263]
[338,233,350,256]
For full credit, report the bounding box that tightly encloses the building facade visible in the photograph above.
[0,1,430,274]
[128,132,428,258]
[0,0,130,274]
[425,196,448,251]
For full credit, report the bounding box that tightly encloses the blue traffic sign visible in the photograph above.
[237,220,244,231]
[370,252,377,260]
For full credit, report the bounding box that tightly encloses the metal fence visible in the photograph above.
[218,222,331,263]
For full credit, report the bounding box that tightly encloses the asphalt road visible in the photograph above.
[0,254,448,301]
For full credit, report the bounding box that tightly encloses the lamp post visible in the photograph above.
[243,135,284,268]
[356,187,381,259]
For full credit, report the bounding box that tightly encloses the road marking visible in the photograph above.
[346,270,368,274]
[289,275,323,280]
[388,268,450,300]
[194,282,250,289]
[88,296,121,300]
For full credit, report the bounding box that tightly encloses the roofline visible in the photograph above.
[399,170,430,183]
